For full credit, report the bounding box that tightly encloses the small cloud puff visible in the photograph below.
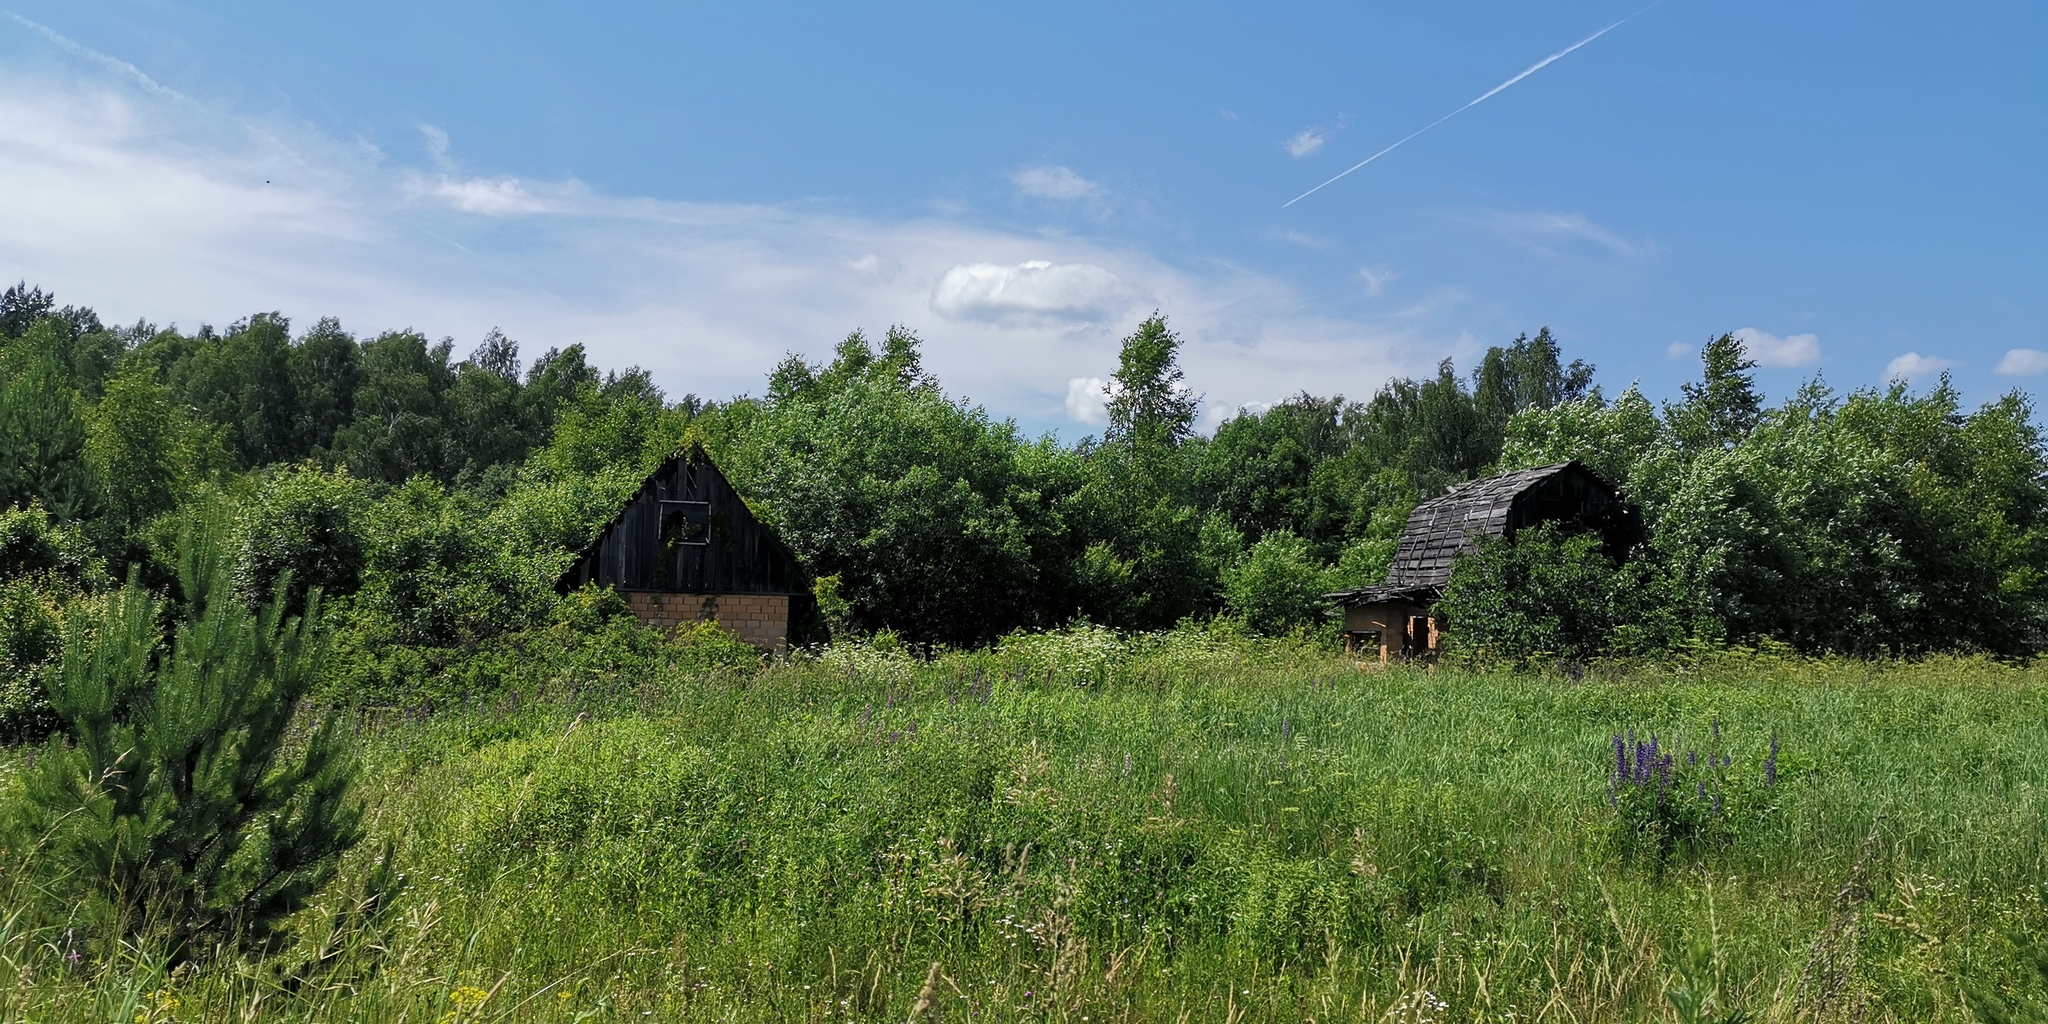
[931,260,1133,327]
[1358,267,1398,296]
[1666,342,1693,360]
[1285,129,1326,158]
[1732,327,1820,368]
[415,175,551,215]
[1885,352,1949,381]
[1996,349,2048,376]
[1066,377,1110,424]
[1012,166,1098,200]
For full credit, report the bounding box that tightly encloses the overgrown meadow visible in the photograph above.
[5,628,2044,1023]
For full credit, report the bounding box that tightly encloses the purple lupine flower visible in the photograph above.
[1713,789,1723,815]
[1687,749,1697,767]
[1764,732,1779,787]
[860,704,872,728]
[1614,734,1627,781]
[1696,780,1706,801]
[1282,718,1292,743]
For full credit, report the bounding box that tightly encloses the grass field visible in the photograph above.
[5,627,2047,1022]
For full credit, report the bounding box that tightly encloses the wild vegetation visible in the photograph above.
[3,281,2046,1020]
[5,634,2046,1021]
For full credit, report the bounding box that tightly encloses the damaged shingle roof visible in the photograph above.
[1329,461,1622,606]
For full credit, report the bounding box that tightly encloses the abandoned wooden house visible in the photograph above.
[1326,461,1641,660]
[555,443,808,650]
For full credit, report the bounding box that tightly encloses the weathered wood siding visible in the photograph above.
[556,448,805,596]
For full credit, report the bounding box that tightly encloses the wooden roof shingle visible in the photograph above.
[1329,461,1632,607]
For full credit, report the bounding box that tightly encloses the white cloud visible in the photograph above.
[1666,342,1692,360]
[1996,349,2048,376]
[930,260,1134,327]
[1012,165,1098,200]
[1285,128,1326,158]
[1730,327,1820,368]
[1065,377,1110,424]
[419,123,454,171]
[1886,352,1950,381]
[1197,400,1275,434]
[413,175,555,215]
[1477,210,1656,262]
[1358,267,1398,296]
[0,51,1443,433]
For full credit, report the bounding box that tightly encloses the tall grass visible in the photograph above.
[4,628,2045,1021]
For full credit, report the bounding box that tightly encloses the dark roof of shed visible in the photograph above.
[1326,461,1604,606]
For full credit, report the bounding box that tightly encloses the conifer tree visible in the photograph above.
[19,507,361,956]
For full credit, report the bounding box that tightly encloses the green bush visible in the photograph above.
[0,577,62,741]
[233,463,369,613]
[0,504,104,740]
[1222,530,1332,636]
[1437,522,1632,665]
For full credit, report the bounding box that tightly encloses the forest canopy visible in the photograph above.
[3,280,2044,722]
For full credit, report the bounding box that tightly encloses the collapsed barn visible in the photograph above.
[1326,461,1642,660]
[555,443,808,650]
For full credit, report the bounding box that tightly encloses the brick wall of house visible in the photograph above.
[620,591,792,651]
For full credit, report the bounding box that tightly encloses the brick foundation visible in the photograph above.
[621,591,792,651]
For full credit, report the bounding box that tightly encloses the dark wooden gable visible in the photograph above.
[555,445,805,595]
[1333,461,1640,605]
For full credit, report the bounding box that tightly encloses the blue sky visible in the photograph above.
[1,1,2042,435]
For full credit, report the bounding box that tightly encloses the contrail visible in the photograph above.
[1284,5,1660,208]
[10,15,191,102]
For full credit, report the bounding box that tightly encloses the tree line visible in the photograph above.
[5,279,2045,721]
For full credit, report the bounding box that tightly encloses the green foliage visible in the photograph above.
[1222,530,1332,635]
[166,313,301,468]
[1671,332,1764,450]
[0,578,64,742]
[1437,523,1653,665]
[0,502,103,586]
[728,327,1062,645]
[0,505,104,740]
[86,361,229,549]
[1198,394,1382,558]
[1104,313,1199,451]
[0,320,97,521]
[349,478,540,650]
[1328,535,1397,590]
[234,464,370,614]
[1486,341,2048,661]
[1472,326,1596,432]
[1499,386,1662,490]
[331,330,461,482]
[6,277,2048,678]
[8,644,2044,1019]
[13,512,360,956]
[664,619,768,675]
